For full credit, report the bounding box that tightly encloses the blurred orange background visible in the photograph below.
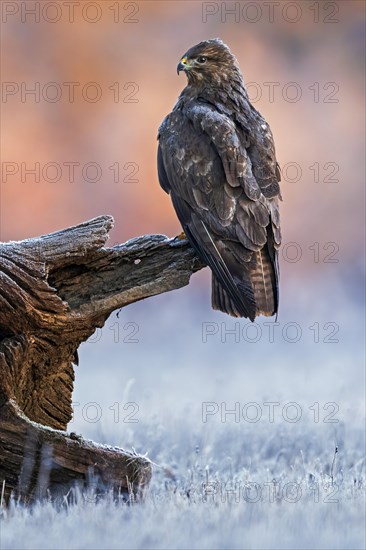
[1,3,365,455]
[1,0,365,292]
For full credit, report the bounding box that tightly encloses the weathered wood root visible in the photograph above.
[0,215,205,502]
[0,401,152,504]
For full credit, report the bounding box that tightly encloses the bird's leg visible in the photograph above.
[175,231,187,241]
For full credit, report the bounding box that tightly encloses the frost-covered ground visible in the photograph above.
[1,421,365,550]
[1,282,365,549]
[1,418,365,550]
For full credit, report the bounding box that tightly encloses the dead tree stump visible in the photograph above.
[0,215,204,503]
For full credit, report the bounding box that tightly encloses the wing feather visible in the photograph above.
[157,101,281,320]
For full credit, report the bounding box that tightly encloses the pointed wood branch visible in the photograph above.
[0,215,205,503]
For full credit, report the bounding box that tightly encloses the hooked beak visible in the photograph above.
[177,57,188,75]
[177,61,185,75]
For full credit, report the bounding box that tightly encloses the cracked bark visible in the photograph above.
[0,215,205,503]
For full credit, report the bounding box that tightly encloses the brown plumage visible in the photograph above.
[157,39,282,321]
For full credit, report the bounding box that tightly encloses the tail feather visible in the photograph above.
[170,192,278,320]
[212,276,241,318]
[250,247,277,317]
[211,245,278,321]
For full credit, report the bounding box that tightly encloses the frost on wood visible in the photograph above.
[0,215,204,503]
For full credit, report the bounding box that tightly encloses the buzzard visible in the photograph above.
[157,39,281,321]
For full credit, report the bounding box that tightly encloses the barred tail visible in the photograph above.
[211,245,278,321]
[251,247,277,317]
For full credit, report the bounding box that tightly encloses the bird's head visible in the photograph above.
[177,39,241,87]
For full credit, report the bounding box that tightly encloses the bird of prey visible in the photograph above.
[157,39,281,321]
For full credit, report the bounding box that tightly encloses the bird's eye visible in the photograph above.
[197,56,207,64]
